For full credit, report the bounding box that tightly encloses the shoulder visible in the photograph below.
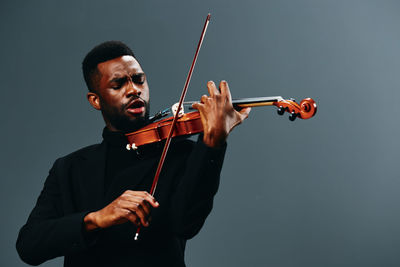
[52,142,104,169]
[61,143,104,160]
[39,143,105,187]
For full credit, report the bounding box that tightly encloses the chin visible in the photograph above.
[106,106,150,133]
[119,116,149,133]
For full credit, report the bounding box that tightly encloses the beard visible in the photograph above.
[102,98,150,133]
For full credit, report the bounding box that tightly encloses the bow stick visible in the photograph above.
[134,13,211,240]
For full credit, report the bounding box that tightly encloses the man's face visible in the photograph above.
[88,55,150,132]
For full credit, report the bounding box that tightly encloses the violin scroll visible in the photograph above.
[274,98,317,121]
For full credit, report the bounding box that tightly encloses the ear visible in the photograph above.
[87,92,101,110]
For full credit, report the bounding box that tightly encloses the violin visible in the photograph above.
[125,96,317,150]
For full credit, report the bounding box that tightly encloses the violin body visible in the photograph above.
[126,111,203,148]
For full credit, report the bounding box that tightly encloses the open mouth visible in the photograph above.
[126,99,145,115]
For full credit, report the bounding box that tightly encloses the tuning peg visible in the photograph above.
[289,111,297,121]
[277,106,285,115]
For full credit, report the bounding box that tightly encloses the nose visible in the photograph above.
[126,77,141,98]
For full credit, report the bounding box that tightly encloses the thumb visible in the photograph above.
[230,107,251,132]
[238,107,251,121]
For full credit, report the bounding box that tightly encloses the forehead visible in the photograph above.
[97,55,143,81]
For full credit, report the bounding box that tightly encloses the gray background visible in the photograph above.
[1,0,400,266]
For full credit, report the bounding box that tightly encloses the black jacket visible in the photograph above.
[16,136,226,267]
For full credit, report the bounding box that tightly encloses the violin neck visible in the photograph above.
[184,96,284,111]
[232,96,283,108]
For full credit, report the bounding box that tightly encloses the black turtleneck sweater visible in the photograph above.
[103,128,141,190]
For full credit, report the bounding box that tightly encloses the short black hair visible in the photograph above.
[82,41,135,92]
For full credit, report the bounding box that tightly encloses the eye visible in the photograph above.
[111,78,125,89]
[132,74,145,84]
[111,84,122,90]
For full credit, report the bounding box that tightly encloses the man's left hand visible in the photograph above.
[192,80,251,148]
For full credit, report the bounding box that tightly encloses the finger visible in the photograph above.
[124,209,141,227]
[118,197,151,226]
[119,199,149,218]
[192,102,205,112]
[195,104,208,131]
[126,191,160,208]
[201,94,208,104]
[189,98,208,130]
[124,201,149,227]
[134,203,150,227]
[139,192,160,208]
[219,80,232,101]
[207,81,220,97]
[126,196,151,215]
[140,199,151,215]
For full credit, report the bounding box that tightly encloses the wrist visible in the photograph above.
[202,133,226,148]
[83,212,98,231]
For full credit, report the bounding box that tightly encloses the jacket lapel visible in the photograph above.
[77,142,107,210]
[76,141,161,209]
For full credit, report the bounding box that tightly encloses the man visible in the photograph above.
[16,41,250,266]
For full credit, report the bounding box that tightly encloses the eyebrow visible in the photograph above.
[109,72,145,83]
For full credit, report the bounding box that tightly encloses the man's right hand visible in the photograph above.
[83,190,159,231]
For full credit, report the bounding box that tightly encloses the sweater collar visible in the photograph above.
[102,127,127,147]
